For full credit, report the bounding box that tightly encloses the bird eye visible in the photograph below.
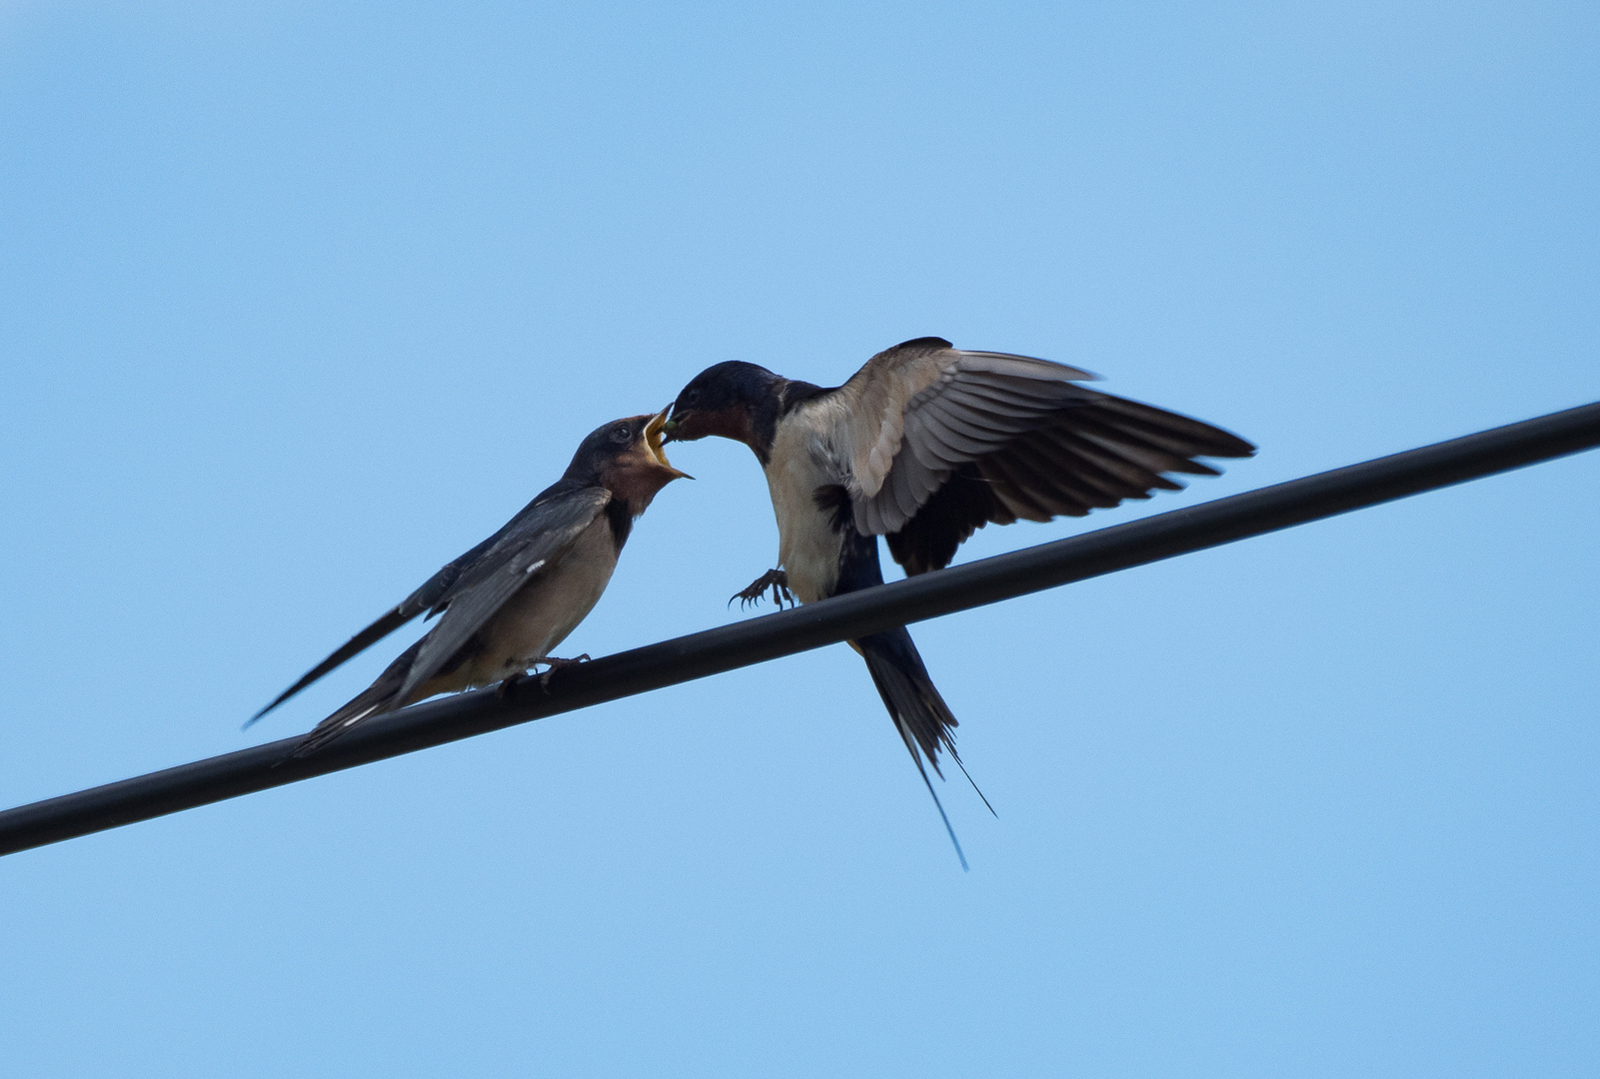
[610,424,631,444]
[683,388,700,408]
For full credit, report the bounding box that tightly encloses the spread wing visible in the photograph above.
[834,337,1256,574]
[393,485,612,703]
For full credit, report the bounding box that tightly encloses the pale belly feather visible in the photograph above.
[764,420,845,605]
[437,517,619,691]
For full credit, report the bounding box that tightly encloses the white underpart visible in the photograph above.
[764,401,855,605]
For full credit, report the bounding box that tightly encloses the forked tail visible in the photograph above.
[854,626,991,870]
[290,641,420,758]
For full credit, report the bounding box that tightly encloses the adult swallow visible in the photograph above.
[663,337,1254,860]
[251,411,689,757]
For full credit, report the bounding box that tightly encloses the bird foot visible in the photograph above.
[730,569,793,609]
[495,671,528,700]
[537,654,591,691]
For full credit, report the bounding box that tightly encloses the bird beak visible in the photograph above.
[644,407,693,480]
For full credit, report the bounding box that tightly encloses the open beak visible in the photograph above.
[644,407,693,480]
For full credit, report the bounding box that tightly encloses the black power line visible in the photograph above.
[3,401,1597,858]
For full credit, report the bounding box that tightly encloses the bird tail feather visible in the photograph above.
[856,627,959,774]
[290,642,418,758]
[855,627,987,869]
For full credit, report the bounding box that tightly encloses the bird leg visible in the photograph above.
[537,653,592,691]
[730,568,793,609]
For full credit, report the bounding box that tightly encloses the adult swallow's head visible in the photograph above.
[661,362,783,447]
[567,410,691,513]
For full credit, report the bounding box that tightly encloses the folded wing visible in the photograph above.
[393,486,612,703]
[252,486,610,723]
[249,532,505,724]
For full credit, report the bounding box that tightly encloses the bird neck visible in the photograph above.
[742,377,825,466]
[604,498,634,550]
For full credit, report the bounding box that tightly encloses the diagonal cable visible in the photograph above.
[2,400,1597,857]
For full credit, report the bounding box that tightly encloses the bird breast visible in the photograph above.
[764,413,850,604]
[459,517,619,687]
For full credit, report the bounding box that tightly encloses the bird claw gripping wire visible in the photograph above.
[730,569,793,610]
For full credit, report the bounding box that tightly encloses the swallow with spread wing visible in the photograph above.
[662,337,1254,860]
[251,411,689,757]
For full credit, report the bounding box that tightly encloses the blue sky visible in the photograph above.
[2,3,1596,1076]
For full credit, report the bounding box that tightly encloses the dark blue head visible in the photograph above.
[661,361,784,450]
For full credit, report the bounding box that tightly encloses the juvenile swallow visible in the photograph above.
[251,411,688,756]
[663,337,1254,858]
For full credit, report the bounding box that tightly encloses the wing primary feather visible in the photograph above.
[861,346,1252,582]
[1063,417,1225,475]
[993,445,1124,514]
[1022,429,1182,492]
[954,350,1098,382]
[1067,427,1214,481]
[976,457,1057,521]
[1063,409,1216,458]
[246,522,517,726]
[244,607,415,727]
[1008,435,1151,504]
[1086,396,1257,458]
